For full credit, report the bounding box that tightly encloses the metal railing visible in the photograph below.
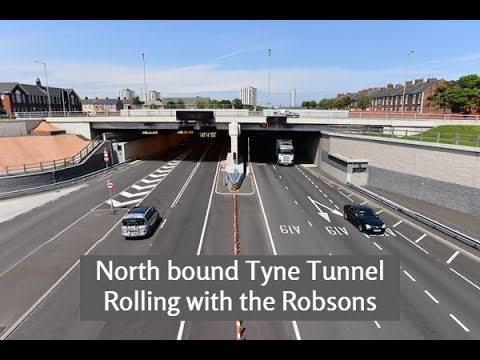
[3,136,104,176]
[348,111,480,121]
[347,183,480,250]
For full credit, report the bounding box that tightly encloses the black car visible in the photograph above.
[343,204,386,234]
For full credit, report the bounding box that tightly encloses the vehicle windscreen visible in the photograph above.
[279,148,293,154]
[122,218,146,226]
[358,209,377,218]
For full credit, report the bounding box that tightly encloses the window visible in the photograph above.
[15,90,22,103]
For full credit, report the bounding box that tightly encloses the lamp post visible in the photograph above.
[141,52,147,106]
[401,50,415,113]
[34,60,51,117]
[268,48,271,113]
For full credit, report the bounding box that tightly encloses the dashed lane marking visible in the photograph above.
[308,221,313,227]
[403,270,416,282]
[392,220,403,228]
[424,290,439,304]
[446,251,460,264]
[373,242,383,251]
[374,321,381,329]
[449,314,470,333]
[449,268,480,291]
[415,234,427,243]
[339,191,354,202]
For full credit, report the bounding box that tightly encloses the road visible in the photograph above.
[0,137,479,339]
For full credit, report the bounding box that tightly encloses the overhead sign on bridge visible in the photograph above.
[176,110,215,122]
[266,115,287,124]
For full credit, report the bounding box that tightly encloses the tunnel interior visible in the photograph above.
[239,130,320,165]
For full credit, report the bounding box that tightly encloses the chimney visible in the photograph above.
[395,84,402,88]
[118,96,120,100]
[427,78,437,83]
[415,78,424,84]
[35,78,41,87]
[405,80,413,86]
[84,96,88,99]
[95,97,98,99]
[106,97,108,99]
[387,83,394,89]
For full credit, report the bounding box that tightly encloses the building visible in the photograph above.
[347,78,445,113]
[147,90,161,102]
[81,97,123,113]
[240,86,257,106]
[0,78,82,117]
[119,88,135,100]
[290,89,296,108]
[120,99,135,110]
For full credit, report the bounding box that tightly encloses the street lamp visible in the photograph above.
[141,52,147,105]
[268,48,271,112]
[401,50,415,113]
[34,60,51,117]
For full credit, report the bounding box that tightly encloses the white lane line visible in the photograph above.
[272,165,277,171]
[360,201,368,205]
[424,290,439,304]
[346,194,354,198]
[170,145,210,208]
[160,218,167,229]
[364,234,370,238]
[339,191,354,202]
[376,209,384,214]
[337,187,342,190]
[449,268,480,291]
[449,314,470,332]
[328,199,333,203]
[446,251,460,264]
[314,185,318,189]
[178,149,222,341]
[131,160,142,164]
[0,212,126,340]
[285,186,289,190]
[294,201,298,205]
[177,320,186,340]
[334,205,339,210]
[322,179,334,188]
[403,270,416,282]
[374,321,381,329]
[307,177,311,181]
[251,163,300,341]
[395,231,429,254]
[415,234,427,243]
[329,253,332,256]
[279,176,282,179]
[392,220,403,228]
[373,242,383,251]
[323,194,328,198]
[310,181,314,185]
[319,189,323,193]
[308,221,313,227]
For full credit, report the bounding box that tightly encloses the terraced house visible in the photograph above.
[0,78,82,117]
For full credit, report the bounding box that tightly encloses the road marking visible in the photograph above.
[346,194,354,198]
[319,189,323,193]
[322,179,334,188]
[131,184,156,191]
[315,185,318,189]
[0,212,126,340]
[131,160,142,165]
[294,201,298,205]
[272,165,277,171]
[395,231,429,254]
[424,290,439,304]
[285,186,289,190]
[392,220,403,228]
[251,163,300,341]
[376,209,384,214]
[374,321,381,329]
[373,242,383,251]
[339,191,354,202]
[360,201,367,205]
[323,193,328,198]
[308,221,313,227]
[328,199,333,203]
[449,314,470,332]
[140,178,163,184]
[415,234,427,243]
[170,145,210,208]
[334,205,339,210]
[307,177,311,181]
[403,270,416,282]
[177,148,222,341]
[449,268,480,291]
[279,176,282,179]
[337,187,342,190]
[120,190,150,198]
[160,218,167,229]
[364,234,370,238]
[329,253,332,256]
[310,181,314,185]
[446,251,460,264]
[106,198,141,207]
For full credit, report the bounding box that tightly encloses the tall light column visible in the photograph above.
[401,49,415,113]
[141,52,147,104]
[34,60,51,117]
[268,48,271,111]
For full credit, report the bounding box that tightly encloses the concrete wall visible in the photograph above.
[0,119,43,136]
[320,132,480,215]
[123,132,187,160]
[46,121,92,139]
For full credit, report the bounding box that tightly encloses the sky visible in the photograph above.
[1,20,480,106]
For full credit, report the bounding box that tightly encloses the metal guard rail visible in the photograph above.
[347,182,480,250]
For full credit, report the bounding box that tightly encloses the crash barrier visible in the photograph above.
[225,168,245,191]
[232,190,244,339]
[347,183,480,250]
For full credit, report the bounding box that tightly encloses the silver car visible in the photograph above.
[121,206,161,239]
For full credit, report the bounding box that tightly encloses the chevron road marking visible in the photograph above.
[120,190,150,198]
[131,184,157,190]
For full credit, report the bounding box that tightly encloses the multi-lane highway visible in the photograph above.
[0,135,479,339]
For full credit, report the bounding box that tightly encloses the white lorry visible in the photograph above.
[276,139,294,165]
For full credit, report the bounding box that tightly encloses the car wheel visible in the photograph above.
[358,224,363,232]
[343,212,348,220]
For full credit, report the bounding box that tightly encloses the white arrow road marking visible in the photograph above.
[132,184,156,190]
[140,178,163,184]
[120,190,150,198]
[307,196,343,223]
[106,198,141,207]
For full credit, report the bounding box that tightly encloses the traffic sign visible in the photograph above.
[106,180,115,189]
[221,161,227,168]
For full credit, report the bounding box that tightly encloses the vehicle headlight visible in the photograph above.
[381,224,386,229]
[365,224,371,229]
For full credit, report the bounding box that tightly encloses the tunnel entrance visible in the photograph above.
[238,130,320,165]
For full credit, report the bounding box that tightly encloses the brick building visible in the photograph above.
[0,78,82,117]
[347,78,445,112]
[81,97,123,113]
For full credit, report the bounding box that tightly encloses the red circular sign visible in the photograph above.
[106,180,115,189]
[220,161,227,168]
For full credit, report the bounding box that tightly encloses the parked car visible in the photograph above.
[121,206,161,239]
[343,204,386,233]
[273,109,300,118]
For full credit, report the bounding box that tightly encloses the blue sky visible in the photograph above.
[1,20,480,106]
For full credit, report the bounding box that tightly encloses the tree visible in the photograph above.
[148,103,160,109]
[177,99,186,109]
[166,101,176,109]
[334,96,352,110]
[317,98,336,109]
[132,96,143,105]
[232,98,243,109]
[301,101,311,109]
[428,74,480,113]
[302,100,317,109]
[356,96,371,110]
[196,100,208,108]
